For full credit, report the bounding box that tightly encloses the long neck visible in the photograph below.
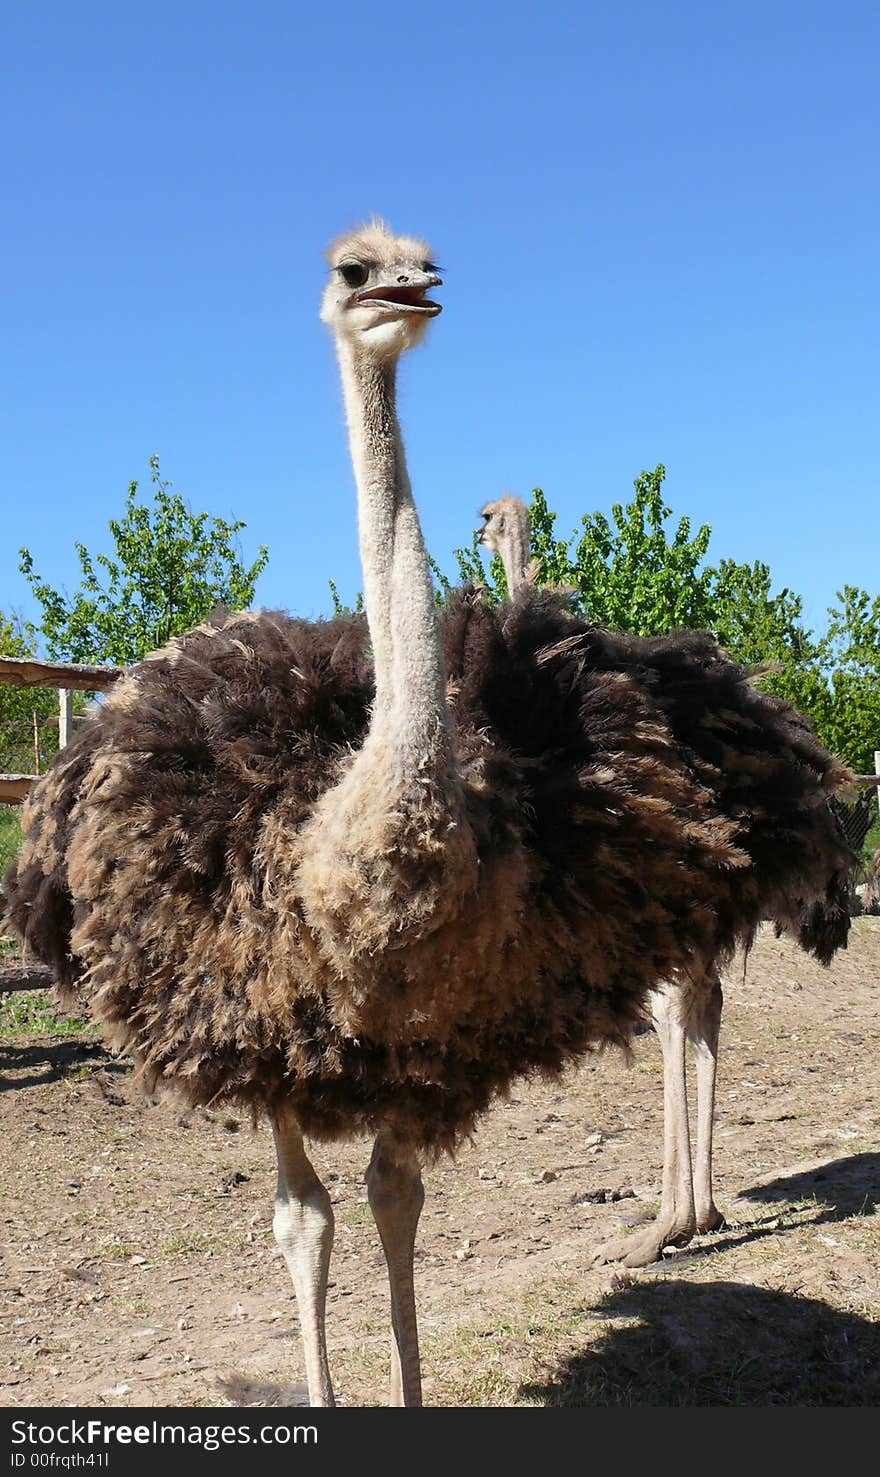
[336,338,451,763]
[294,333,476,969]
[499,509,531,595]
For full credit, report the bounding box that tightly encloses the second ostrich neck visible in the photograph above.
[500,516,530,594]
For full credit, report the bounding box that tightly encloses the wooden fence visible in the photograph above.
[1,655,122,994]
[0,655,122,804]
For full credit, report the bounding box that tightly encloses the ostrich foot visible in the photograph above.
[593,1217,695,1268]
[696,1204,725,1234]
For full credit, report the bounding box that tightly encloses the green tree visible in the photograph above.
[568,467,715,633]
[800,588,880,775]
[708,558,815,667]
[20,457,269,665]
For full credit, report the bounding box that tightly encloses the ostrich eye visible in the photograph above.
[339,261,370,289]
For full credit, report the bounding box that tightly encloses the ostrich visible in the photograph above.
[861,847,880,915]
[477,492,854,1265]
[3,225,852,1413]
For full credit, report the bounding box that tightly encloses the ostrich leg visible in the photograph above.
[689,969,725,1233]
[366,1130,425,1406]
[272,1106,336,1406]
[594,980,698,1266]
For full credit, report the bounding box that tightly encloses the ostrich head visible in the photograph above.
[477,494,535,594]
[476,494,529,556]
[321,219,443,357]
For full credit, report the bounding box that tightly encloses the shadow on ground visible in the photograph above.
[592,1156,879,1270]
[739,1153,878,1217]
[0,1038,122,1093]
[522,1278,880,1405]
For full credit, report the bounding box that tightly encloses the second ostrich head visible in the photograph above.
[321,220,442,359]
[477,494,533,593]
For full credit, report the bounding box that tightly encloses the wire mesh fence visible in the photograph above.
[0,712,62,776]
[829,791,878,856]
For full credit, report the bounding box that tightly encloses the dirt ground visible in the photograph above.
[2,922,878,1407]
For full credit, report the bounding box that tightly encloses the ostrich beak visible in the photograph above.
[355,273,443,316]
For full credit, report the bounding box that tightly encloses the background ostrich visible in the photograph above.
[3,225,853,1413]
[478,492,854,1265]
[860,847,880,915]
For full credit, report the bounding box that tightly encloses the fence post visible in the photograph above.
[875,751,880,821]
[59,689,74,749]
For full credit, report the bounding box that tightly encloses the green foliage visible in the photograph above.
[0,611,60,773]
[20,457,269,665]
[861,814,880,868]
[708,558,816,665]
[328,579,363,618]
[0,806,23,875]
[791,587,880,775]
[568,467,714,633]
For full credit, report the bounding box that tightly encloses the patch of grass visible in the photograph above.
[98,1242,137,1261]
[0,807,23,874]
[160,1233,231,1258]
[339,1201,372,1229]
[118,1297,152,1317]
[860,815,880,868]
[0,989,94,1040]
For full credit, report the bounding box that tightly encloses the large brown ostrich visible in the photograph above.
[3,226,853,1409]
[477,492,854,1264]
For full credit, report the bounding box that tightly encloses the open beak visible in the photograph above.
[355,275,443,316]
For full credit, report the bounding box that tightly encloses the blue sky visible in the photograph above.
[3,0,878,640]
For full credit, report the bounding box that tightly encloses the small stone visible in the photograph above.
[538,1169,557,1183]
[220,1169,250,1192]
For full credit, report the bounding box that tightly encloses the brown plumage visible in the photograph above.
[4,592,852,1142]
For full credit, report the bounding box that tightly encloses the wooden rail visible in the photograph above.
[0,775,35,803]
[0,653,126,803]
[0,655,122,691]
